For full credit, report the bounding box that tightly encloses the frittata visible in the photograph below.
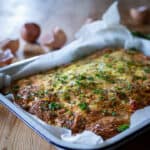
[4,49,150,139]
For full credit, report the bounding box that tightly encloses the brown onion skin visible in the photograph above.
[130,6,150,25]
[40,27,67,50]
[0,50,14,67]
[0,39,19,54]
[21,23,41,43]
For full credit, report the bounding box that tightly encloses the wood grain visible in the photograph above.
[0,0,150,150]
[0,106,55,150]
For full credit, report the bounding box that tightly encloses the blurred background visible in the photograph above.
[0,0,150,41]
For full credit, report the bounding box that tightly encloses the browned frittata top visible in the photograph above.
[4,49,150,139]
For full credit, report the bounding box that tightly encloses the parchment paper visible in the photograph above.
[1,1,150,148]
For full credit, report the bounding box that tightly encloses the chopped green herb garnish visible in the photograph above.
[75,80,83,86]
[15,94,22,99]
[34,90,46,97]
[66,110,73,115]
[109,97,116,101]
[115,86,122,91]
[78,102,88,110]
[103,54,110,58]
[62,92,70,101]
[61,75,68,80]
[131,31,150,40]
[53,83,57,87]
[58,77,67,84]
[77,75,86,80]
[12,85,20,91]
[93,89,104,94]
[99,95,105,100]
[111,111,117,116]
[79,93,85,99]
[126,83,132,90]
[134,75,147,81]
[96,71,115,83]
[142,76,147,80]
[117,67,125,73]
[144,67,150,73]
[48,102,61,111]
[127,61,135,67]
[118,92,127,100]
[106,63,113,68]
[117,124,129,132]
[101,109,108,115]
[87,76,94,81]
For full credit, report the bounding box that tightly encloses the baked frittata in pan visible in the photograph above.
[4,49,150,139]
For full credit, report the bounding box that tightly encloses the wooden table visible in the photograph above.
[0,0,150,150]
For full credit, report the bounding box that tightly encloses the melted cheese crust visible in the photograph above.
[6,49,150,139]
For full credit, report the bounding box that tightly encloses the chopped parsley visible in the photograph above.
[99,95,105,100]
[134,75,147,81]
[126,83,132,91]
[75,80,84,87]
[57,75,68,84]
[78,102,88,110]
[117,67,125,73]
[61,75,68,80]
[77,75,94,81]
[106,63,113,68]
[77,75,86,80]
[79,93,86,100]
[144,67,150,73]
[15,94,22,100]
[115,86,123,91]
[109,97,116,101]
[34,90,48,98]
[103,53,110,58]
[143,76,147,80]
[12,85,20,91]
[62,92,70,101]
[127,61,135,67]
[93,89,104,95]
[111,111,117,116]
[131,31,150,40]
[101,109,109,115]
[117,124,129,132]
[48,102,62,111]
[96,71,115,83]
[87,76,94,81]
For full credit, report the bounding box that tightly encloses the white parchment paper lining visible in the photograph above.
[1,2,150,149]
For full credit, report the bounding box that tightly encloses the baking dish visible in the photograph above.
[1,52,150,150]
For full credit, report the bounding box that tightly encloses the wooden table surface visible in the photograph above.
[0,0,150,150]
